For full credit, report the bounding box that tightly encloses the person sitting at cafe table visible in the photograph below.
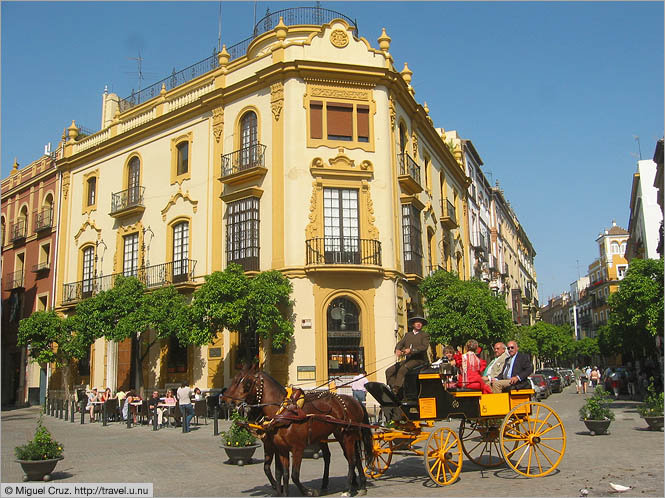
[122,390,141,423]
[147,391,160,425]
[159,390,177,427]
[193,387,204,401]
[87,387,100,422]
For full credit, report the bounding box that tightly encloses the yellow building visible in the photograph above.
[53,10,470,394]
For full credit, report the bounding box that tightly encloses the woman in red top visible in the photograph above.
[456,339,492,394]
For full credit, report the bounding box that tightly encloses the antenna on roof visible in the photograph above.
[218,0,222,52]
[128,49,146,93]
[633,135,643,160]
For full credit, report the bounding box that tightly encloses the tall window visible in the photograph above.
[611,241,620,254]
[82,246,94,295]
[402,204,423,275]
[176,142,189,176]
[128,157,140,204]
[323,188,359,264]
[87,177,96,206]
[240,111,258,167]
[123,233,139,276]
[327,297,362,376]
[226,197,260,271]
[172,221,189,280]
[167,336,188,373]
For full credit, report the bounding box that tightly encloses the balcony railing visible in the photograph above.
[62,259,196,304]
[111,186,145,215]
[440,199,457,229]
[9,220,27,242]
[5,271,24,290]
[221,144,267,178]
[404,257,423,276]
[32,262,50,273]
[398,152,421,184]
[306,237,381,266]
[252,7,358,39]
[34,208,53,232]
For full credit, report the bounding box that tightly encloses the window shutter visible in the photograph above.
[310,101,323,139]
[357,105,369,141]
[327,103,353,140]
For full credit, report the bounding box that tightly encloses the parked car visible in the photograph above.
[534,368,563,393]
[556,368,574,386]
[529,374,551,400]
[603,366,629,396]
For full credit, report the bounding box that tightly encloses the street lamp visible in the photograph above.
[94,239,107,292]
[141,225,154,267]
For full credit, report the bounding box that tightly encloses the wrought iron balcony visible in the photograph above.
[221,144,267,184]
[32,262,50,273]
[62,259,197,304]
[397,152,422,194]
[9,220,27,242]
[440,199,458,229]
[404,257,423,277]
[227,256,260,272]
[34,208,53,232]
[110,186,145,217]
[306,237,381,267]
[5,271,24,290]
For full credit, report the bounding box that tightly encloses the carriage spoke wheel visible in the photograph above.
[424,427,463,486]
[363,435,393,479]
[459,418,504,468]
[499,401,566,477]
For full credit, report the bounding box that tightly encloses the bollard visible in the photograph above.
[213,406,219,436]
[80,400,86,424]
[103,401,108,427]
[127,406,132,429]
[64,400,69,421]
[153,405,158,431]
[58,399,62,419]
[48,397,52,416]
[71,401,76,423]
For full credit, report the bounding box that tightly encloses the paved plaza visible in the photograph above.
[1,385,663,497]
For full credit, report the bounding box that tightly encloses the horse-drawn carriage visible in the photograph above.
[363,364,567,486]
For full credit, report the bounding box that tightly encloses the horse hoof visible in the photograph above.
[341,493,351,497]
[356,490,367,496]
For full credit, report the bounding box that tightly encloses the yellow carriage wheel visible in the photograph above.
[499,401,566,477]
[363,436,393,479]
[424,427,463,486]
[458,418,505,468]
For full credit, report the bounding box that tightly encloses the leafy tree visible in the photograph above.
[574,336,600,364]
[17,311,93,398]
[420,270,513,350]
[73,276,188,393]
[513,322,575,366]
[607,259,664,364]
[188,264,294,368]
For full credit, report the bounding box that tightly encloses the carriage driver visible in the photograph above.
[386,316,431,397]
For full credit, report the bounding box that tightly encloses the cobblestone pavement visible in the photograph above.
[2,385,663,497]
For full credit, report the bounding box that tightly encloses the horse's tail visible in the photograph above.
[360,405,374,468]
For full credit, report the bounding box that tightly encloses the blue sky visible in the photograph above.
[2,1,663,302]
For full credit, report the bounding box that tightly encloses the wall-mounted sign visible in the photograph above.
[297,365,316,381]
[301,319,312,328]
[208,347,222,358]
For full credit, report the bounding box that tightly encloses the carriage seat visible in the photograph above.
[446,386,482,393]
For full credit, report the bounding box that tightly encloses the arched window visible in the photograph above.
[172,221,189,281]
[611,241,620,254]
[620,242,627,255]
[327,297,362,376]
[399,123,408,155]
[240,111,258,167]
[127,157,140,205]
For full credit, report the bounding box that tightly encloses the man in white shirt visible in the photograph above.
[176,382,194,433]
[351,370,369,405]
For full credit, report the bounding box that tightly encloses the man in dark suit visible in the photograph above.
[490,340,533,393]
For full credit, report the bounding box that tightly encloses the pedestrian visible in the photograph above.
[574,366,587,394]
[351,369,369,405]
[176,382,194,433]
[585,366,592,388]
[589,366,601,388]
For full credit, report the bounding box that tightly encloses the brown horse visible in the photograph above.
[223,364,372,496]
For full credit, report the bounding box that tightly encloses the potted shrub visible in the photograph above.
[637,380,664,431]
[220,411,259,466]
[579,386,615,435]
[15,416,64,481]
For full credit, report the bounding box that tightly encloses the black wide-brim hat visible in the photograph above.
[408,316,428,326]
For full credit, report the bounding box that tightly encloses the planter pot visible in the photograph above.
[582,419,611,436]
[16,457,63,481]
[643,415,664,431]
[221,443,260,466]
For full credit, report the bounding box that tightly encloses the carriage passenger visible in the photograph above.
[456,340,492,393]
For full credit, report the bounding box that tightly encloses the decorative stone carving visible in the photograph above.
[271,82,284,122]
[311,87,369,100]
[412,132,419,158]
[311,157,325,168]
[305,181,321,239]
[362,182,379,240]
[73,216,102,245]
[389,96,396,128]
[161,186,199,221]
[212,106,224,143]
[62,172,70,200]
[330,29,349,48]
